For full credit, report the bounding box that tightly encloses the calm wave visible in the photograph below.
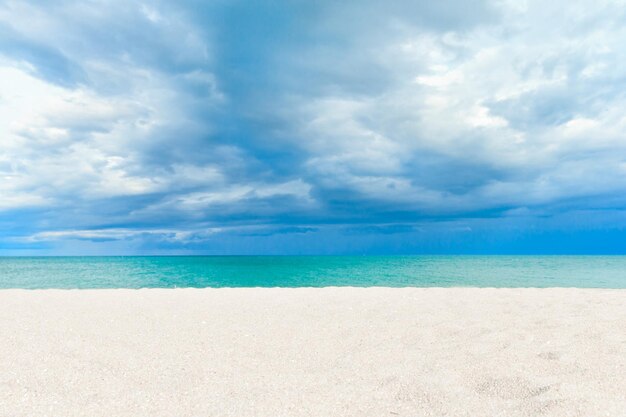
[1,256,625,288]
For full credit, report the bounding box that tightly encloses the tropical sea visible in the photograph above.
[1,255,625,289]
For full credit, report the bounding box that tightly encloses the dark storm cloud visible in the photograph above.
[2,0,626,254]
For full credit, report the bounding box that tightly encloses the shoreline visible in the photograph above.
[2,285,626,290]
[1,288,625,416]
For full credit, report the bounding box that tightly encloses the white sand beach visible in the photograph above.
[1,288,624,416]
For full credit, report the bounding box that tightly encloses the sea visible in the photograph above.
[1,255,625,288]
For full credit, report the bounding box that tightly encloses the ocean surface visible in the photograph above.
[1,256,625,288]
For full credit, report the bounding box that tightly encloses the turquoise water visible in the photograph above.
[0,256,625,288]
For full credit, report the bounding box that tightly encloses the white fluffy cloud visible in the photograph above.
[0,1,311,222]
[268,0,626,216]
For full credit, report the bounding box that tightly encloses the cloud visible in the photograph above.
[1,0,626,253]
[259,0,626,216]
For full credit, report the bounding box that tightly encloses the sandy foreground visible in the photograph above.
[0,288,624,417]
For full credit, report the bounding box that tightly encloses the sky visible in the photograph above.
[2,0,626,255]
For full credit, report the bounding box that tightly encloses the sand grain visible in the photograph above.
[1,288,624,416]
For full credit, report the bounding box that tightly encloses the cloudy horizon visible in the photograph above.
[2,0,626,254]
